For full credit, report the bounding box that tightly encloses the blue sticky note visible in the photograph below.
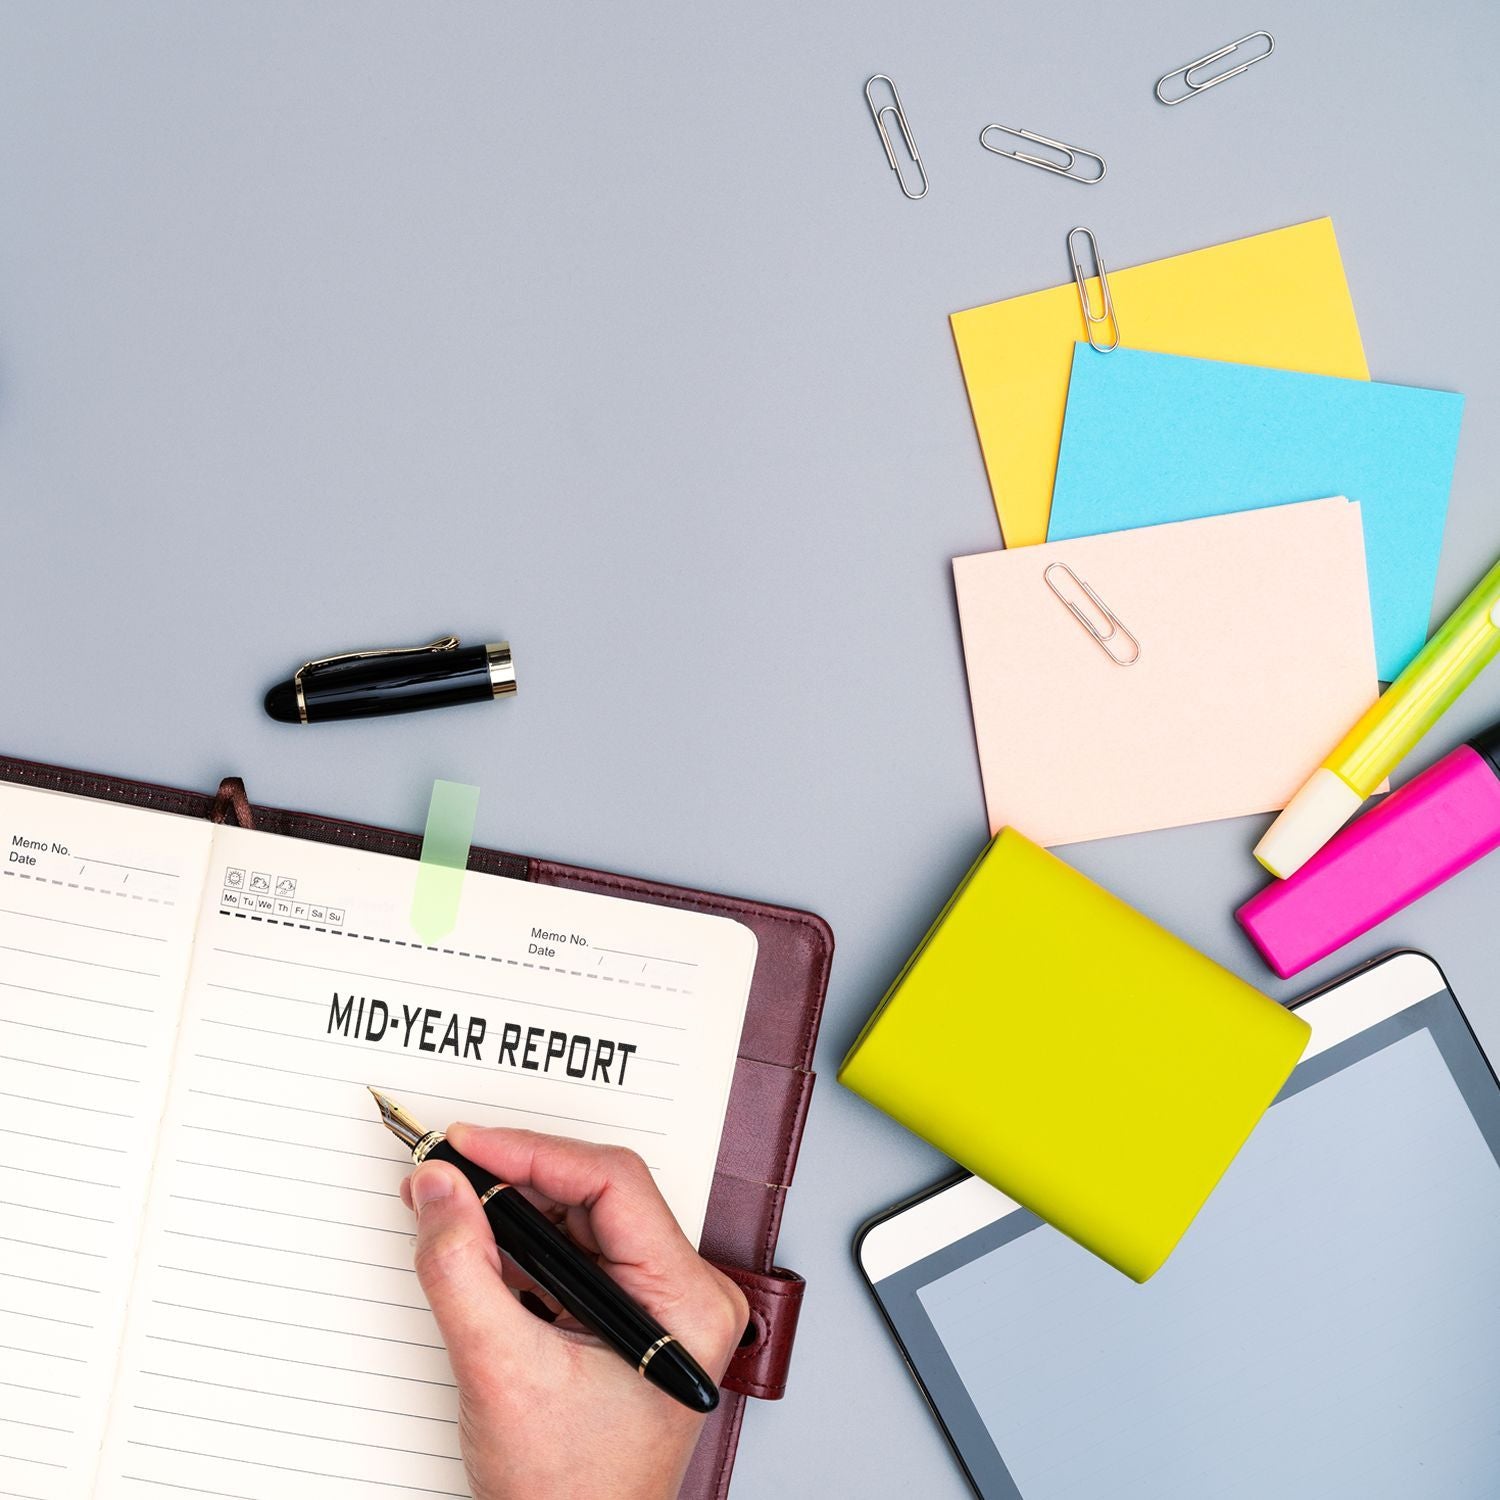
[1049,347,1465,680]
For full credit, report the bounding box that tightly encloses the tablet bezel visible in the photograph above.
[854,949,1495,1497]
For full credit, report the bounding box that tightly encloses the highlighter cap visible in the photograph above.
[1254,768,1365,878]
[1239,741,1500,977]
[1470,718,1500,778]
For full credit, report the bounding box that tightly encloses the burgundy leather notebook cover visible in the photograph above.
[0,754,834,1500]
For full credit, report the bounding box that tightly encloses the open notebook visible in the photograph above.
[0,781,757,1500]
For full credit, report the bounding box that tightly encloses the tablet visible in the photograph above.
[856,951,1500,1500]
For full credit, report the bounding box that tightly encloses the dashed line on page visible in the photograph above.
[1,867,173,907]
[216,911,690,992]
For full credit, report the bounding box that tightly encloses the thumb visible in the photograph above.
[409,1161,543,1392]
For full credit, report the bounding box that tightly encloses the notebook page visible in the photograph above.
[0,784,213,1500]
[96,824,757,1500]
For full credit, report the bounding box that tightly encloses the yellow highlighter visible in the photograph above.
[1257,554,1500,878]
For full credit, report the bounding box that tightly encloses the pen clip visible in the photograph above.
[293,635,461,723]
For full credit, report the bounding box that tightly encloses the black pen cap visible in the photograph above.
[264,680,300,723]
[264,638,515,724]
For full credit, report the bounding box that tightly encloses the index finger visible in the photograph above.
[444,1123,699,1276]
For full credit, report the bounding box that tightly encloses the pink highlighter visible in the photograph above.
[1238,721,1500,978]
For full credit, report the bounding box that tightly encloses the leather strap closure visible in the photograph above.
[211,776,255,829]
[714,1263,805,1401]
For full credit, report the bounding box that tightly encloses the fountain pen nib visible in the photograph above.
[368,1087,427,1150]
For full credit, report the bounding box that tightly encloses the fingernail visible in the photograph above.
[411,1165,453,1211]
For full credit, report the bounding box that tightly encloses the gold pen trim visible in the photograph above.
[478,1183,511,1206]
[412,1130,447,1164]
[485,641,516,698]
[637,1334,675,1375]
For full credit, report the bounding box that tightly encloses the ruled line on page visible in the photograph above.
[72,856,179,879]
[0,1378,79,1400]
[0,1273,100,1295]
[177,1143,649,1180]
[594,945,699,967]
[143,1337,452,1386]
[138,1371,457,1425]
[186,1063,669,1138]
[0,1235,106,1260]
[0,1342,86,1364]
[151,1301,439,1351]
[206,983,320,1008]
[0,979,152,1014]
[164,1196,412,1239]
[0,1418,73,1436]
[197,1016,675,1101]
[0,1306,95,1330]
[172,1160,394,1198]
[0,1128,127,1154]
[209,948,688,1030]
[190,1056,413,1100]
[0,1163,120,1189]
[162,1230,415,1274]
[0,1016,147,1048]
[131,1407,457,1462]
[178,1124,403,1163]
[0,1199,114,1225]
[188,1052,512,1105]
[186,1088,368,1124]
[0,1055,140,1085]
[118,1478,254,1500]
[0,1090,135,1119]
[156,1266,426,1312]
[123,1446,465,1497]
[0,944,159,978]
[0,906,168,943]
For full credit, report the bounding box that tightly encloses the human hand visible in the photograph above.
[401,1126,748,1500]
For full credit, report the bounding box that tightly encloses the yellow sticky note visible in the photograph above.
[950,219,1369,547]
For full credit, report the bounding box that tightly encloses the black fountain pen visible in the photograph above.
[369,1089,719,1414]
[265,635,516,724]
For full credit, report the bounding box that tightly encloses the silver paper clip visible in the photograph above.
[1068,226,1120,353]
[865,74,928,200]
[1155,31,1275,105]
[979,124,1106,184]
[1044,563,1141,666]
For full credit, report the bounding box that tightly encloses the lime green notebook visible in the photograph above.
[839,829,1309,1280]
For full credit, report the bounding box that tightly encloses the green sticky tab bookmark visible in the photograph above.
[410,780,481,943]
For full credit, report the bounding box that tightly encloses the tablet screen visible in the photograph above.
[867,971,1500,1499]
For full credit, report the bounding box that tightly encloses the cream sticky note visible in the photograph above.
[950,219,1370,547]
[952,499,1379,846]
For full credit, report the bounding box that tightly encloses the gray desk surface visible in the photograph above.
[4,3,1498,1495]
